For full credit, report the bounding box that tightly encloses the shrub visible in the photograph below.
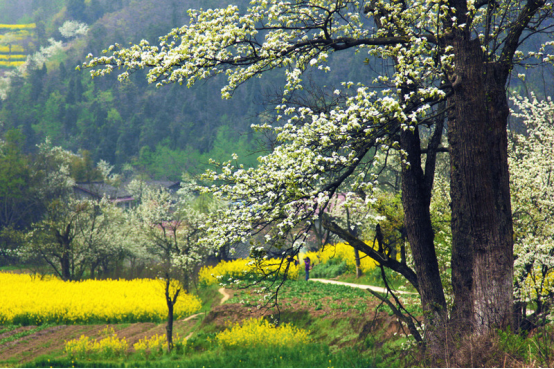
[216,317,310,349]
[65,327,128,360]
[310,257,349,278]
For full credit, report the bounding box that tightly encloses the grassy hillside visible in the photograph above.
[0,281,410,368]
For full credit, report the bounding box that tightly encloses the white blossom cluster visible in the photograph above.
[127,179,222,275]
[59,20,89,39]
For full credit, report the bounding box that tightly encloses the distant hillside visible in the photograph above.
[0,0,550,180]
[0,0,269,180]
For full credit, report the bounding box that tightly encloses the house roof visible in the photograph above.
[74,182,132,200]
[145,180,180,190]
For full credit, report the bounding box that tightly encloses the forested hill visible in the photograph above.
[0,0,282,180]
[0,0,548,180]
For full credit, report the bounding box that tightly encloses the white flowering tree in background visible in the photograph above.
[128,180,218,352]
[509,94,554,330]
[26,197,125,281]
[0,38,64,99]
[58,21,89,39]
[85,0,554,348]
[23,142,127,281]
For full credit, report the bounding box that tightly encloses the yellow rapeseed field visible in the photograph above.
[0,273,201,325]
[65,327,128,359]
[0,23,36,29]
[0,54,26,60]
[199,241,382,286]
[303,241,381,274]
[216,317,310,348]
[0,60,24,67]
[199,258,300,286]
[0,45,25,53]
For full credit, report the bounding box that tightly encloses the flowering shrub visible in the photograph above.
[199,258,300,286]
[0,273,201,325]
[65,327,128,359]
[216,318,310,348]
[510,94,554,310]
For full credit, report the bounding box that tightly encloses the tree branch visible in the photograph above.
[500,0,547,75]
[321,215,420,292]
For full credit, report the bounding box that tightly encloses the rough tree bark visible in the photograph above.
[400,126,447,326]
[448,37,514,333]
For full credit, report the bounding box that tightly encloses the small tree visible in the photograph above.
[23,143,126,280]
[128,180,216,352]
[26,196,124,281]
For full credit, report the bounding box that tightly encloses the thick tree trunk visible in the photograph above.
[400,126,447,323]
[448,38,514,334]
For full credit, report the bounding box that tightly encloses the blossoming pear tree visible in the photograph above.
[509,94,554,330]
[127,179,219,351]
[23,142,126,281]
[85,0,554,342]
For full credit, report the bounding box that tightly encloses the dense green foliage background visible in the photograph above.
[0,0,266,179]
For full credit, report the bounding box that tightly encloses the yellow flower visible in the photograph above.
[216,317,310,348]
[0,273,201,325]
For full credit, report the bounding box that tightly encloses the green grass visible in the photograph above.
[0,264,26,272]
[335,268,417,293]
[311,257,349,278]
[25,343,378,368]
[0,324,55,345]
[226,279,376,315]
[195,284,223,312]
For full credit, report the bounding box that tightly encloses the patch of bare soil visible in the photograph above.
[0,286,227,366]
[0,325,86,366]
[0,326,35,341]
[0,318,204,366]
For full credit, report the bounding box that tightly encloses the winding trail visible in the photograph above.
[218,287,231,304]
[309,278,417,295]
[184,288,230,340]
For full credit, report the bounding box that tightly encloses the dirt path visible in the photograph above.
[182,312,205,322]
[184,288,229,340]
[218,287,231,303]
[309,278,416,295]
